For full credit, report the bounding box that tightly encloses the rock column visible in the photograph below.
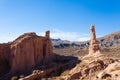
[44,31,53,63]
[89,25,100,55]
[45,31,50,39]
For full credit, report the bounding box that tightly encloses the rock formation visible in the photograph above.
[97,61,120,79]
[89,25,100,55]
[0,31,53,76]
[44,31,53,62]
[10,31,53,73]
[0,43,11,77]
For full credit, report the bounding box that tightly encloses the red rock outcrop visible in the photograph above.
[67,56,115,80]
[89,25,100,55]
[0,43,11,76]
[10,31,53,73]
[44,31,53,62]
[0,31,53,75]
[97,61,120,79]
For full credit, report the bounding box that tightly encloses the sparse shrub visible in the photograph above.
[11,76,18,80]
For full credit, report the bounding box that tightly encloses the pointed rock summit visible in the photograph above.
[89,25,100,55]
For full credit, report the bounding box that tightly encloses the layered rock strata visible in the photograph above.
[89,25,100,55]
[0,31,53,75]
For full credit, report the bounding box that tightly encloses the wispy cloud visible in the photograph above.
[0,29,91,43]
[76,37,90,41]
[39,29,90,41]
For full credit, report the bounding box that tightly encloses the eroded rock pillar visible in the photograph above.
[44,31,53,63]
[45,31,50,39]
[89,25,100,55]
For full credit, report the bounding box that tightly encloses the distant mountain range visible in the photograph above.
[51,31,120,49]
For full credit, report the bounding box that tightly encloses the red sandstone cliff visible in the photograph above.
[0,31,53,76]
[0,43,11,76]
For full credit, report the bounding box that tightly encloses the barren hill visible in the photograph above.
[52,31,120,49]
[53,31,120,58]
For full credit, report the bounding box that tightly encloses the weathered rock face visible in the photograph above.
[0,43,11,76]
[44,31,53,62]
[97,61,120,79]
[89,25,100,55]
[0,31,53,75]
[10,31,53,73]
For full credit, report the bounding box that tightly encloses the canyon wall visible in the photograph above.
[0,43,11,76]
[0,31,53,76]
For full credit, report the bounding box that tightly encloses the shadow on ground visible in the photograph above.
[0,53,81,80]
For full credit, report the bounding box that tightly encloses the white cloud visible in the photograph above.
[51,29,79,40]
[39,29,90,41]
[76,37,90,41]
[0,29,91,43]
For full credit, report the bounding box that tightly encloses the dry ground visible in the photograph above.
[53,46,120,59]
[52,46,120,80]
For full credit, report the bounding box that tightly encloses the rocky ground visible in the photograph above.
[14,46,120,80]
[49,46,120,80]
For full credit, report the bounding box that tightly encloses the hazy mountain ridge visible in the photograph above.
[52,31,120,49]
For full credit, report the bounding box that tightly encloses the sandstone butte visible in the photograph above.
[0,31,53,75]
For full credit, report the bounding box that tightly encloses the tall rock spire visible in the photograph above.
[45,31,50,39]
[44,31,53,63]
[89,25,100,55]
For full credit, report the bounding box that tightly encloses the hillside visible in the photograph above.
[53,31,120,57]
[52,31,120,49]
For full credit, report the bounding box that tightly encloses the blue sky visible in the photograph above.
[0,0,120,42]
